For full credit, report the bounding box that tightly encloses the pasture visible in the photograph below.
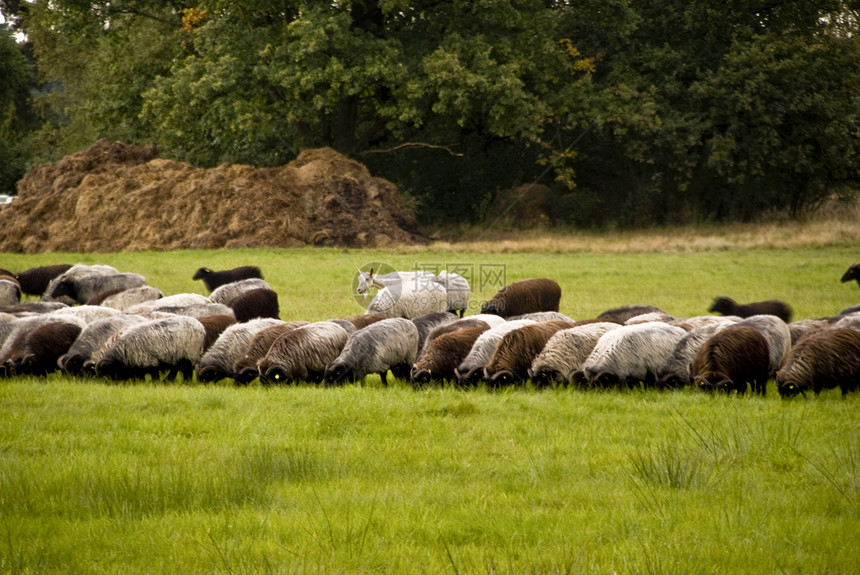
[1,244,859,574]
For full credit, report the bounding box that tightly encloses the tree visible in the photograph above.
[0,25,37,195]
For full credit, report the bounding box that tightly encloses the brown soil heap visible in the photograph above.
[0,139,428,253]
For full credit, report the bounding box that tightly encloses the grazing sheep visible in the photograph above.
[456,319,536,385]
[339,313,387,330]
[125,293,210,315]
[625,311,675,325]
[788,318,830,346]
[209,278,272,306]
[258,321,351,385]
[232,321,309,383]
[433,271,471,317]
[828,313,860,332]
[365,279,448,319]
[597,305,666,323]
[193,266,264,293]
[419,317,494,359]
[50,305,122,324]
[529,322,622,386]
[484,320,576,386]
[94,315,206,381]
[481,278,561,318]
[13,321,84,376]
[412,311,459,354]
[0,302,68,315]
[733,314,792,377]
[777,328,860,397]
[194,318,284,383]
[509,311,576,323]
[59,314,149,375]
[197,314,238,351]
[837,304,860,316]
[228,287,280,322]
[87,285,164,310]
[324,318,419,385]
[578,323,688,388]
[45,270,146,305]
[1,315,86,377]
[670,315,740,332]
[655,320,735,389]
[158,302,236,320]
[14,264,72,296]
[841,263,860,287]
[411,325,491,384]
[0,277,20,307]
[692,325,772,395]
[709,296,793,323]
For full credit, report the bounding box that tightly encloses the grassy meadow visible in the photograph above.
[1,238,859,574]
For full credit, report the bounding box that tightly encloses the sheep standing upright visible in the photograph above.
[841,263,860,287]
[324,318,419,385]
[481,278,561,318]
[692,325,771,395]
[777,328,860,397]
[365,280,448,319]
[433,271,471,317]
[709,296,792,323]
[193,266,264,293]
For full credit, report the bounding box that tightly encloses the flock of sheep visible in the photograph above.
[1,262,860,398]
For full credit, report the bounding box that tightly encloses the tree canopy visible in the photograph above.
[3,0,859,226]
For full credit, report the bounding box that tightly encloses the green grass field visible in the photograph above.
[1,245,859,574]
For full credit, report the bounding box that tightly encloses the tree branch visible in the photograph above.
[358,142,463,157]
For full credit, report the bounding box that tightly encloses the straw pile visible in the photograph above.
[0,139,428,253]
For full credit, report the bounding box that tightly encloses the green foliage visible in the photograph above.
[0,26,37,194]
[6,0,860,225]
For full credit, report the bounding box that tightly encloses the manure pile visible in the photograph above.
[0,139,428,253]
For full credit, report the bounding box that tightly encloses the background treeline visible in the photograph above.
[2,0,859,227]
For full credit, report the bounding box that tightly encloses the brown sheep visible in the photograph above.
[481,278,562,318]
[483,320,574,386]
[232,321,309,383]
[776,328,860,397]
[692,325,770,395]
[411,324,491,384]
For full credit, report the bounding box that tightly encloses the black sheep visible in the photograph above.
[708,296,793,323]
[14,321,84,376]
[14,264,73,296]
[841,263,860,287]
[777,328,860,397]
[232,321,309,383]
[192,266,264,293]
[481,278,562,318]
[197,314,238,352]
[691,325,771,395]
[228,288,280,322]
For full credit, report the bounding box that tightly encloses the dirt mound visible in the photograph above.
[0,139,428,253]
